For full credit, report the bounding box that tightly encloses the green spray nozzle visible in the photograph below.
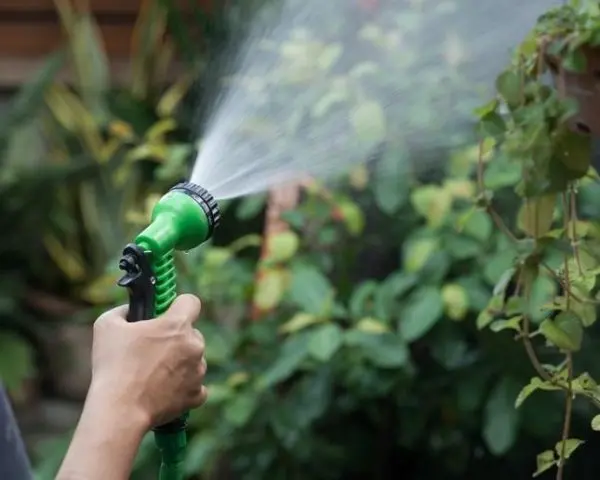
[136,182,221,254]
[117,181,220,480]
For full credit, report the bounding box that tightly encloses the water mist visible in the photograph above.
[189,0,563,200]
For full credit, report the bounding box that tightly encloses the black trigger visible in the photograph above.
[117,243,156,323]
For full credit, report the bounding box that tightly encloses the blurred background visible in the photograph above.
[2,0,600,479]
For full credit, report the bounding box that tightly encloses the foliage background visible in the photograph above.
[1,0,600,479]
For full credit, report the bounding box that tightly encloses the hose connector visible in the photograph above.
[134,182,220,255]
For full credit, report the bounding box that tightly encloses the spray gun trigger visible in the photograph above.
[117,243,156,323]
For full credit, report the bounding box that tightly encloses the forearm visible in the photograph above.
[57,382,149,480]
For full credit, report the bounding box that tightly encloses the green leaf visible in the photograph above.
[373,147,410,214]
[200,322,234,365]
[493,268,516,297]
[571,296,596,327]
[484,250,517,286]
[0,333,35,395]
[483,155,522,190]
[312,89,347,118]
[204,248,232,268]
[476,309,494,330]
[460,209,493,242]
[591,414,600,431]
[349,281,379,318]
[399,287,444,342]
[520,195,556,238]
[490,316,522,333]
[276,371,332,432]
[533,450,556,478]
[203,384,233,406]
[288,265,334,315]
[184,433,219,475]
[479,111,507,136]
[474,98,499,118]
[2,50,65,131]
[410,186,453,228]
[571,372,597,394]
[268,231,300,263]
[495,70,521,108]
[555,130,591,179]
[527,275,558,322]
[515,377,561,408]
[345,330,409,368]
[224,392,259,427]
[308,324,344,362]
[441,283,469,321]
[279,313,321,334]
[375,272,417,320]
[259,334,310,388]
[539,312,583,352]
[404,237,439,273]
[69,14,110,119]
[356,317,389,333]
[562,49,587,73]
[350,100,386,143]
[554,439,584,460]
[337,199,365,235]
[477,295,504,330]
[483,377,520,456]
[430,328,469,370]
[269,371,332,440]
[317,43,343,70]
[254,269,287,310]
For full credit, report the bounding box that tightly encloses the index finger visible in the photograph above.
[96,304,129,323]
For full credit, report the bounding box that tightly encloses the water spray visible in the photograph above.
[117,182,220,480]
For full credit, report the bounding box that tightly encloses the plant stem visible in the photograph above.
[562,192,572,309]
[488,207,518,242]
[477,139,484,190]
[520,269,552,382]
[522,315,552,382]
[569,187,583,275]
[556,352,573,480]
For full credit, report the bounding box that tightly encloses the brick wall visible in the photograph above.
[0,0,208,88]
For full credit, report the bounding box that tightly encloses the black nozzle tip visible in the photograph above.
[170,182,221,238]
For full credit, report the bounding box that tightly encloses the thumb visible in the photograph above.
[160,294,202,325]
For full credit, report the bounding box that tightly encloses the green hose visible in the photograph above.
[155,428,187,480]
[151,252,187,480]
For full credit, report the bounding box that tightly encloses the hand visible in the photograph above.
[89,294,208,428]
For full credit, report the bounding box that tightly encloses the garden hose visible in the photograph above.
[117,182,220,480]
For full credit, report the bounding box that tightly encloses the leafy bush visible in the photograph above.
[166,137,600,479]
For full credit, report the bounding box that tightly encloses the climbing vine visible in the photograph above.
[475,1,600,478]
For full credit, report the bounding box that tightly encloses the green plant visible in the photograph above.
[32,0,201,310]
[473,0,600,477]
[0,50,91,400]
[168,145,592,480]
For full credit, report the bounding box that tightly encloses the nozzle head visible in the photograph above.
[135,182,220,254]
[169,182,221,236]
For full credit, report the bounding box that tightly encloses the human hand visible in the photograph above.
[88,294,208,428]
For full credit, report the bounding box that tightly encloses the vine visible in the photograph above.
[475,1,600,477]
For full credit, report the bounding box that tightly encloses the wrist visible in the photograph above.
[56,378,151,480]
[86,377,152,435]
